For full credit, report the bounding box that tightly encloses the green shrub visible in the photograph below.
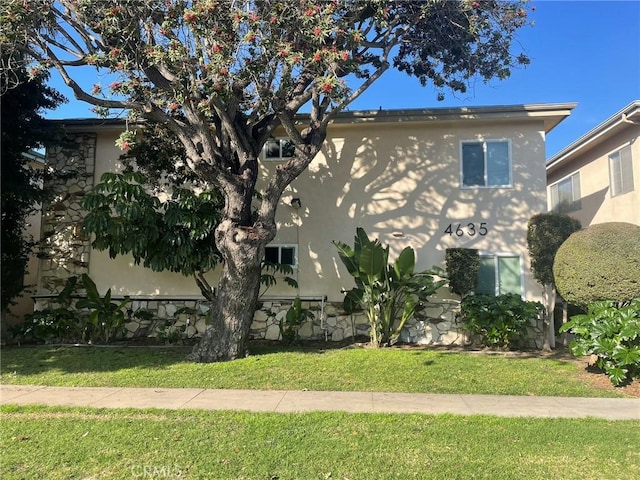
[279,297,315,345]
[458,294,544,349]
[11,306,82,344]
[75,274,130,343]
[560,299,640,386]
[445,248,479,297]
[554,222,640,307]
[9,276,83,344]
[527,213,581,286]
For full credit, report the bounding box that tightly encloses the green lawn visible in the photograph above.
[0,344,626,397]
[2,405,639,479]
[2,345,638,479]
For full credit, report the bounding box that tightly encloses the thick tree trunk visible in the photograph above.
[189,219,266,362]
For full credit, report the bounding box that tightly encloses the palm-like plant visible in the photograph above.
[333,228,446,347]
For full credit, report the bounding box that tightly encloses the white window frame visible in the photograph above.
[460,138,513,188]
[549,172,581,213]
[263,137,295,161]
[264,244,298,268]
[476,252,525,297]
[609,145,634,197]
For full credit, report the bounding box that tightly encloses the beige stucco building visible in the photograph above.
[35,103,574,345]
[547,100,640,227]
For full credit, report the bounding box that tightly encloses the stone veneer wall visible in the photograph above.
[124,297,469,344]
[38,133,96,293]
[121,297,544,348]
[34,294,543,348]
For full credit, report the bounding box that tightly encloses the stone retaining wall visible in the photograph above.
[35,295,543,348]
[123,297,468,345]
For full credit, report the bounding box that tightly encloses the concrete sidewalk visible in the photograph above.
[1,385,638,420]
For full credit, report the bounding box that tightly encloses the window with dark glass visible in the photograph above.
[476,255,522,296]
[609,146,634,197]
[264,245,297,267]
[549,172,581,213]
[264,138,295,161]
[461,140,511,187]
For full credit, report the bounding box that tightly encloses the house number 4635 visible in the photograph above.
[443,222,488,237]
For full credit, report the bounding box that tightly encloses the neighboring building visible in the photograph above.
[547,100,640,226]
[36,103,574,346]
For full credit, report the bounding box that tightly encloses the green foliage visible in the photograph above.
[75,274,130,344]
[9,277,80,344]
[445,248,479,297]
[279,297,315,345]
[83,171,223,279]
[554,222,640,307]
[527,213,581,286]
[560,299,640,386]
[0,57,65,310]
[260,261,298,295]
[334,228,447,347]
[459,294,544,349]
[156,322,188,345]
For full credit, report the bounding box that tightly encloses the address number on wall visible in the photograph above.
[443,222,488,237]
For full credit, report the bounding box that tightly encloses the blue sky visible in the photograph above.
[45,0,640,159]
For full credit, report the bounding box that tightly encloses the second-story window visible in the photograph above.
[609,145,634,197]
[549,172,581,213]
[461,140,512,188]
[264,138,295,161]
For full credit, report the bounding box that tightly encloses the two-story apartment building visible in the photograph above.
[37,103,574,346]
[547,100,640,226]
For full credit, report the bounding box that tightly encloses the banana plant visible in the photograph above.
[75,274,131,343]
[333,228,447,347]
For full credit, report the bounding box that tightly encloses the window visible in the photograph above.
[264,138,295,161]
[476,254,522,296]
[461,140,511,187]
[549,172,581,213]
[264,244,298,267]
[609,146,634,197]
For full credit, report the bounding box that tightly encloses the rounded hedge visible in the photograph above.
[554,222,640,307]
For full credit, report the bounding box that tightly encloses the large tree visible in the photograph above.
[0,58,64,312]
[1,0,532,361]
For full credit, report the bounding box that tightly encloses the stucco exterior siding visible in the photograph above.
[547,100,640,228]
[80,115,553,303]
[266,120,548,302]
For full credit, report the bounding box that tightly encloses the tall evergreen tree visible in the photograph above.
[1,61,65,311]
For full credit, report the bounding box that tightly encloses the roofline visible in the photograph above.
[547,100,640,172]
[48,102,576,133]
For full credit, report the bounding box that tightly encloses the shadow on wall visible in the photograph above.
[279,123,546,294]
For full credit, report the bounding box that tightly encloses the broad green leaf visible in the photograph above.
[394,247,415,279]
[81,273,100,302]
[606,366,629,386]
[332,241,359,277]
[359,243,386,282]
[343,288,364,314]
